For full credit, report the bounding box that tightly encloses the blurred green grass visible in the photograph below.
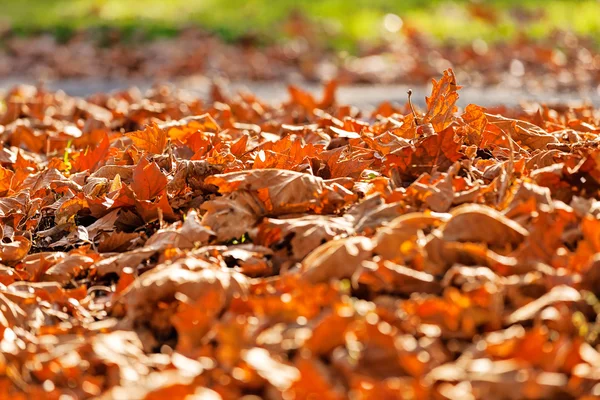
[4,0,600,49]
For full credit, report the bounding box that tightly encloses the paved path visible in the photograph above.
[1,77,599,109]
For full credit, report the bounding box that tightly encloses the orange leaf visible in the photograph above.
[72,131,110,172]
[131,157,167,201]
[423,68,461,132]
[0,166,14,194]
[0,236,31,262]
[318,79,337,109]
[136,189,176,222]
[163,114,221,142]
[385,125,463,178]
[127,121,167,154]
[288,85,317,111]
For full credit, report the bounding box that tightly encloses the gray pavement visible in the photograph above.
[1,77,598,109]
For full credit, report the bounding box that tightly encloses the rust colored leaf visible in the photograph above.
[0,69,598,399]
[162,114,221,141]
[486,113,558,150]
[204,169,355,214]
[252,215,355,261]
[72,131,110,172]
[131,157,167,201]
[385,125,463,178]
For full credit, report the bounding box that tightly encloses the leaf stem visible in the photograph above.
[407,89,420,125]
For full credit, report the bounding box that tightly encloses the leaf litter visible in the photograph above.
[0,69,599,399]
[2,23,600,94]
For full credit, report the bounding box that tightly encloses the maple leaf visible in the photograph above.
[118,256,248,347]
[127,121,168,154]
[318,79,337,109]
[135,189,177,222]
[288,80,336,111]
[162,114,221,142]
[363,131,411,155]
[486,113,558,150]
[253,137,322,170]
[319,146,375,179]
[2,66,600,400]
[0,165,14,194]
[300,236,374,283]
[205,169,354,214]
[251,215,355,261]
[131,157,167,201]
[384,125,463,179]
[230,134,249,156]
[460,103,487,146]
[423,68,461,132]
[72,131,110,172]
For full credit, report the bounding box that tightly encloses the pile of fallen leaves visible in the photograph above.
[2,27,600,93]
[0,69,599,399]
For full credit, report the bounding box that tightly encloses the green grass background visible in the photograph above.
[3,0,600,49]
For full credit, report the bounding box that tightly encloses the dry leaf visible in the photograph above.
[127,122,168,154]
[0,69,598,399]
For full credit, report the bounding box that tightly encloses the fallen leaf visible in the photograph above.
[131,157,167,201]
[423,69,461,132]
[300,236,374,283]
[127,122,168,154]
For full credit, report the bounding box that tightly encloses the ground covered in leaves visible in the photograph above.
[3,26,600,94]
[0,70,599,399]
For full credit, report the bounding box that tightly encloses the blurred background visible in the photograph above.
[5,0,600,48]
[1,0,599,103]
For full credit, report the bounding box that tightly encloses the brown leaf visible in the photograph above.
[162,114,220,142]
[43,254,95,284]
[374,212,449,261]
[486,113,558,150]
[300,236,374,283]
[204,169,356,215]
[506,285,581,325]
[385,125,463,178]
[252,215,355,261]
[119,257,248,349]
[461,103,488,146]
[358,260,441,295]
[145,210,215,249]
[0,236,31,262]
[85,209,120,239]
[201,190,264,241]
[441,204,529,248]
